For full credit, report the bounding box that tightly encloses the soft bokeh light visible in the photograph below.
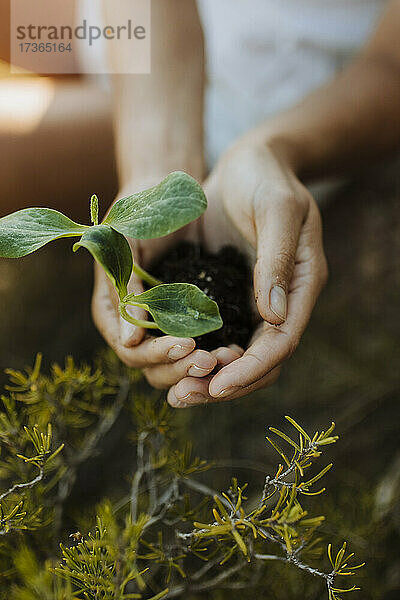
[0,75,55,134]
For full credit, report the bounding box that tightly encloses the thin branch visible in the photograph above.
[190,560,247,592]
[0,467,44,503]
[254,553,287,562]
[262,441,319,501]
[190,555,222,582]
[182,478,231,510]
[130,431,147,522]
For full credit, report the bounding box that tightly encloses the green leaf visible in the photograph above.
[73,225,132,298]
[0,208,87,258]
[269,427,301,452]
[104,171,207,239]
[124,283,222,337]
[285,416,311,442]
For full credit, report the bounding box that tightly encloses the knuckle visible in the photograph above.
[148,337,166,361]
[256,185,294,211]
[271,187,309,216]
[282,334,300,361]
[276,190,297,208]
[289,334,300,357]
[273,249,295,283]
[150,336,161,350]
[246,350,265,370]
[117,352,138,369]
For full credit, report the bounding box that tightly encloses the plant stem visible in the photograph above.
[90,195,99,226]
[132,264,162,287]
[131,431,146,522]
[119,303,159,330]
[0,467,44,502]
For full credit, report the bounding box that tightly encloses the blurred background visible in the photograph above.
[0,1,400,598]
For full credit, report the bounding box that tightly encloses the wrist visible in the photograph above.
[265,133,302,175]
[238,121,307,178]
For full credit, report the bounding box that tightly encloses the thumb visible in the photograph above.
[253,201,302,325]
[120,271,148,348]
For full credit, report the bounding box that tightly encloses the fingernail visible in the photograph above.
[191,351,216,369]
[214,385,241,398]
[270,285,287,321]
[187,364,213,376]
[168,343,194,361]
[168,399,189,408]
[175,390,207,404]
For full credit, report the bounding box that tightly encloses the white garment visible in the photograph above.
[78,0,388,170]
[196,0,388,167]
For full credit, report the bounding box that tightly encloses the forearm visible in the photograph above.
[259,58,400,180]
[246,1,400,180]
[103,0,205,189]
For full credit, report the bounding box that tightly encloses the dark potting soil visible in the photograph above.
[151,242,254,350]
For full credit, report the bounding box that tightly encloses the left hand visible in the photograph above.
[143,141,328,405]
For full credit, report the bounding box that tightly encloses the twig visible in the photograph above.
[182,478,231,510]
[261,441,318,501]
[254,553,286,562]
[0,467,44,503]
[130,431,147,522]
[190,560,247,592]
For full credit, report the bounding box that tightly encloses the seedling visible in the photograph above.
[0,171,222,337]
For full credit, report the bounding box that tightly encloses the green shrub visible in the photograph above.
[0,353,365,600]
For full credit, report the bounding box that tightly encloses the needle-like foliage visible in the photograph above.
[0,354,364,600]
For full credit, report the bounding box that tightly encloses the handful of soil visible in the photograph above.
[151,242,254,350]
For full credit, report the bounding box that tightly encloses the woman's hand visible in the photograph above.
[91,180,220,389]
[92,140,327,403]
[165,141,328,406]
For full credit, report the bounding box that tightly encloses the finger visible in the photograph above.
[117,335,196,369]
[167,366,281,407]
[92,268,197,367]
[227,344,245,356]
[144,346,242,391]
[92,263,123,350]
[210,345,244,370]
[208,325,289,398]
[92,252,147,350]
[143,349,217,390]
[253,186,306,325]
[167,346,243,407]
[209,203,327,398]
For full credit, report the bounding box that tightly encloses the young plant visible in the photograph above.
[0,172,222,337]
